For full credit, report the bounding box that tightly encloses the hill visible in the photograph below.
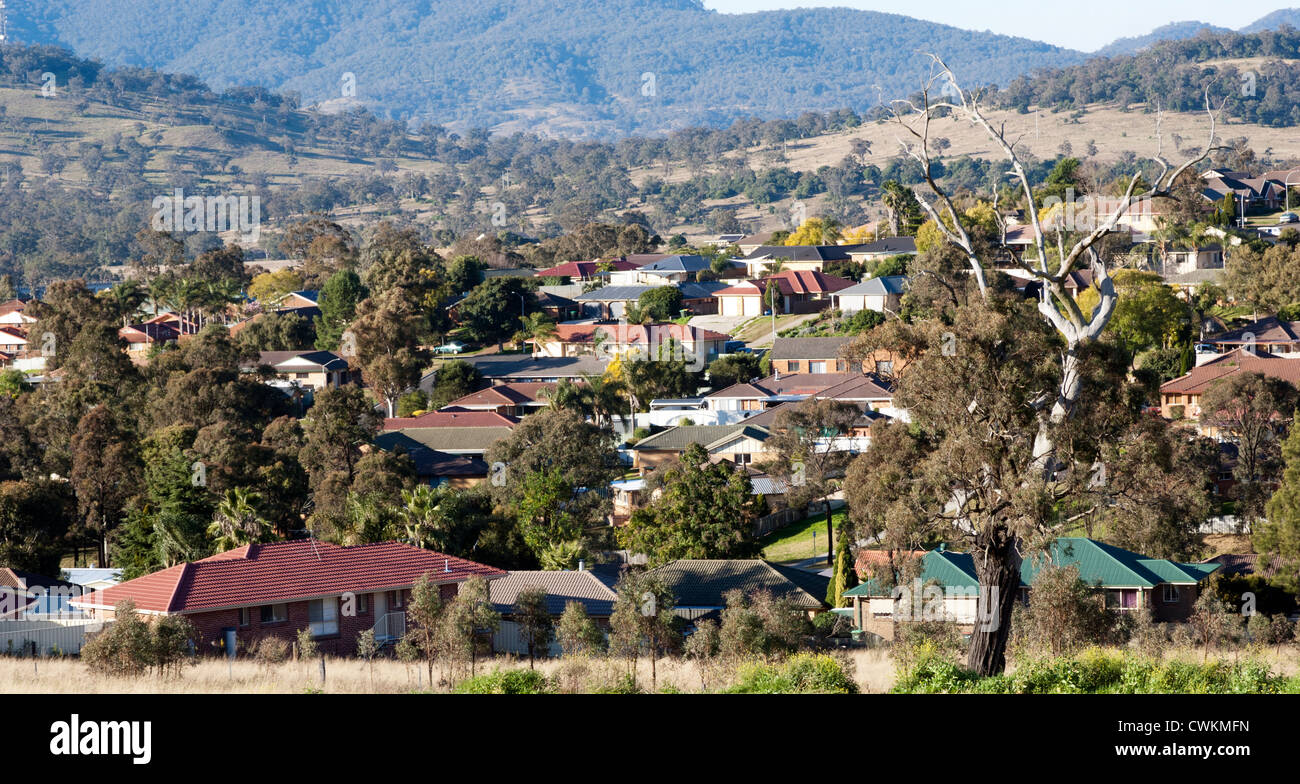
[10,0,1083,138]
[1094,21,1231,57]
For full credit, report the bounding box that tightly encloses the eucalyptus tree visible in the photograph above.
[847,57,1221,675]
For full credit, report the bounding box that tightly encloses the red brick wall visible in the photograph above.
[185,583,462,658]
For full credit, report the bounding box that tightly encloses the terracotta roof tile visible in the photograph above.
[74,540,505,614]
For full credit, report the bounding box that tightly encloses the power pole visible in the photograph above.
[0,1,9,44]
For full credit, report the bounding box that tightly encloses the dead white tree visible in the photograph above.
[879,56,1226,673]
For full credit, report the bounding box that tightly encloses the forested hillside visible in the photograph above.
[11,0,1081,136]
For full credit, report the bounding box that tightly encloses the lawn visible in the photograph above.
[760,507,847,565]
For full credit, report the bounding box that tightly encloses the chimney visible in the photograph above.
[578,560,586,572]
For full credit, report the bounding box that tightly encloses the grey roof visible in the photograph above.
[374,436,490,478]
[375,427,512,455]
[770,336,853,361]
[677,281,731,300]
[632,424,770,452]
[743,245,851,262]
[489,570,618,617]
[842,237,917,255]
[836,275,909,297]
[574,285,654,302]
[638,255,711,273]
[438,355,610,384]
[250,350,349,372]
[646,560,829,610]
[748,474,790,495]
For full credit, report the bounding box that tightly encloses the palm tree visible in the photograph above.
[512,312,558,354]
[101,280,148,327]
[207,488,271,552]
[583,373,630,429]
[399,485,445,550]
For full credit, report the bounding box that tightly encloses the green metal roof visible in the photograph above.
[849,538,1220,596]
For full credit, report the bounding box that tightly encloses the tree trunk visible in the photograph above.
[824,499,834,564]
[966,530,1022,676]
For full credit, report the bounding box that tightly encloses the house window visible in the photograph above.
[309,598,339,638]
[238,607,250,628]
[1162,585,1180,603]
[809,361,827,374]
[874,360,894,375]
[835,360,847,372]
[260,604,287,624]
[1105,590,1138,611]
[358,593,368,614]
[389,590,404,609]
[787,360,802,372]
[733,453,753,465]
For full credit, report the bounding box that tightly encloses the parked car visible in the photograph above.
[1194,343,1216,353]
[433,341,466,355]
[1279,212,1299,224]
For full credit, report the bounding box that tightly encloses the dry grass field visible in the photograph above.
[0,649,896,694]
[3,644,1293,694]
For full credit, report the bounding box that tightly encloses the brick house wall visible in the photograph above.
[1150,584,1199,622]
[95,583,466,657]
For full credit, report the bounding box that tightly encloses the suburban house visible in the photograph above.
[705,372,882,413]
[574,285,654,320]
[841,237,917,263]
[440,382,557,417]
[716,270,854,316]
[644,559,830,621]
[0,568,83,619]
[71,540,506,655]
[0,298,36,326]
[677,281,731,315]
[381,410,519,432]
[246,350,354,391]
[267,290,322,321]
[1202,317,1300,357]
[534,291,582,322]
[1159,348,1300,421]
[489,569,617,656]
[738,245,853,275]
[535,259,638,284]
[769,337,856,375]
[610,469,791,526]
[444,355,610,386]
[529,323,731,364]
[119,321,182,353]
[1202,170,1286,213]
[833,275,908,314]
[373,433,491,487]
[0,325,28,355]
[268,290,320,311]
[606,254,737,285]
[844,538,1220,640]
[631,423,773,471]
[62,568,124,592]
[1159,244,1225,277]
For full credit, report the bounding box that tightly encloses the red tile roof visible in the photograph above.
[381,409,520,431]
[73,540,505,614]
[769,269,854,295]
[443,382,558,407]
[536,260,638,278]
[714,270,853,298]
[1160,348,1300,395]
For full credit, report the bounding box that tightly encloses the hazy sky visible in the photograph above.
[703,1,1293,51]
